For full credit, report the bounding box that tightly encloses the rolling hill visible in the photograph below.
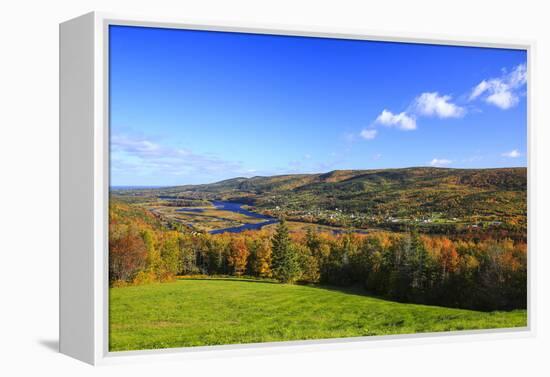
[122,167,526,221]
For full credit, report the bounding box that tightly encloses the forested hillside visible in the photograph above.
[110,199,526,311]
[115,167,527,238]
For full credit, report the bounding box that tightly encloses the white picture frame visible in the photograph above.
[59,11,536,365]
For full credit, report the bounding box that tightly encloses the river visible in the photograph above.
[175,200,278,234]
[171,199,369,235]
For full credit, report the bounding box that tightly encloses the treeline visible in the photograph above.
[373,221,527,242]
[109,201,526,311]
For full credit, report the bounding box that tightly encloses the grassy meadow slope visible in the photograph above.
[109,278,527,351]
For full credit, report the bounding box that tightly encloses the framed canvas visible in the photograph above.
[59,11,535,365]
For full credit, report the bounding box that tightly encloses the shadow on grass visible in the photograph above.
[178,276,378,296]
[148,277,519,313]
[178,276,280,285]
[304,283,508,312]
[299,282,387,300]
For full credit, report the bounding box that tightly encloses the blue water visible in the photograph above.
[171,200,277,234]
[171,199,367,235]
[175,208,205,213]
[210,201,273,220]
[209,201,278,234]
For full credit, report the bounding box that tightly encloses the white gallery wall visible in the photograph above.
[0,0,548,375]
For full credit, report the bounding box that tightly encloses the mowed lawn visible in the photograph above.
[109,279,527,351]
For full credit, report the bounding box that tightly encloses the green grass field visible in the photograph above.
[109,279,527,351]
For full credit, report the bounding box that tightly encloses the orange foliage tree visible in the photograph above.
[227,237,250,276]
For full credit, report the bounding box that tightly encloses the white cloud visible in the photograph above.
[369,92,461,137]
[368,66,525,139]
[111,134,243,177]
[469,63,527,110]
[502,149,521,158]
[486,88,517,109]
[375,109,417,131]
[413,92,465,118]
[470,80,490,100]
[429,158,452,167]
[508,63,528,87]
[359,129,378,140]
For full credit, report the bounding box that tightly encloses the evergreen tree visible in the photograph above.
[305,227,321,257]
[388,233,413,300]
[271,219,300,283]
[410,230,429,298]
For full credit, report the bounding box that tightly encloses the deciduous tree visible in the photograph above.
[228,237,250,276]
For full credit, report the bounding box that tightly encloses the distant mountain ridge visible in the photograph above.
[144,167,526,220]
[166,167,526,192]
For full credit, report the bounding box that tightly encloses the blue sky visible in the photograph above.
[109,25,527,186]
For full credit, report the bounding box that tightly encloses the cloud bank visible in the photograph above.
[360,63,526,143]
[111,134,244,180]
[469,64,527,110]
